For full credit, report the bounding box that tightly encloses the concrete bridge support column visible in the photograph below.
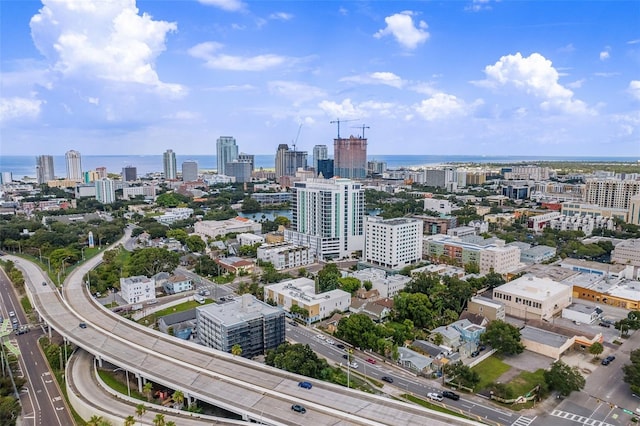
[95,356,103,368]
[137,374,143,393]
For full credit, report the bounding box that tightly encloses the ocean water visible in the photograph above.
[1,154,637,179]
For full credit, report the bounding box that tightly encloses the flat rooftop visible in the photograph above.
[494,275,570,301]
[521,326,570,348]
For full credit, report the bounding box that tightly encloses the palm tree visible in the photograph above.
[87,416,104,426]
[172,390,185,409]
[166,422,176,426]
[231,344,242,356]
[152,413,166,426]
[123,415,136,426]
[143,382,153,401]
[135,403,146,419]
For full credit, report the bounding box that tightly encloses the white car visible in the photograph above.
[316,334,325,340]
[427,392,443,402]
[350,362,359,369]
[326,338,335,345]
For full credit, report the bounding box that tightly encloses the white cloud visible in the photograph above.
[30,0,184,96]
[566,79,586,89]
[268,81,327,105]
[477,52,593,115]
[374,11,429,50]
[558,43,576,53]
[414,93,482,121]
[594,72,621,77]
[340,72,404,88]
[599,48,610,61]
[629,81,640,101]
[87,97,100,105]
[465,0,495,12]
[163,111,199,120]
[628,39,640,45]
[269,12,293,21]
[204,84,255,92]
[318,99,363,119]
[0,97,43,122]
[198,0,245,12]
[188,41,288,71]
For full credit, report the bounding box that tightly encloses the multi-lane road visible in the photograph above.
[0,265,74,426]
[9,244,480,426]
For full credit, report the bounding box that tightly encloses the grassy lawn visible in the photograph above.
[97,369,146,401]
[137,299,214,326]
[403,394,475,421]
[508,369,546,397]
[472,356,511,391]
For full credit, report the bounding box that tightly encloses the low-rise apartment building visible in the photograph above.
[120,276,156,304]
[349,268,411,298]
[493,275,572,320]
[264,278,350,323]
[612,239,640,267]
[194,217,261,239]
[162,275,193,295]
[257,242,314,270]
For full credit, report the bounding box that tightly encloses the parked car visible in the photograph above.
[442,390,460,401]
[366,358,376,364]
[381,376,394,383]
[298,381,312,389]
[9,311,15,318]
[601,355,615,365]
[470,350,480,357]
[427,392,443,402]
[291,404,306,413]
[599,322,611,328]
[478,345,486,351]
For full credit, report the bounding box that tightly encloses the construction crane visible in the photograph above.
[330,118,358,139]
[292,123,302,151]
[352,124,370,138]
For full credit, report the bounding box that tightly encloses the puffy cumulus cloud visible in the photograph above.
[317,98,402,120]
[599,47,610,61]
[30,0,183,96]
[198,0,245,12]
[0,97,44,122]
[340,72,404,88]
[374,11,429,50]
[478,52,593,115]
[188,41,287,71]
[414,93,482,121]
[628,80,640,101]
[268,81,326,105]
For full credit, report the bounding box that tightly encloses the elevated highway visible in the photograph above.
[12,241,480,426]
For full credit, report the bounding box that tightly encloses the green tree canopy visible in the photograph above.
[185,235,206,253]
[480,320,525,356]
[623,348,640,395]
[335,314,379,349]
[317,263,341,292]
[128,248,180,277]
[338,276,361,295]
[393,292,435,329]
[544,361,585,396]
[265,342,333,380]
[241,197,261,213]
[588,342,604,359]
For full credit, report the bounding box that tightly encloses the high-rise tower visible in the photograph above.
[65,150,82,181]
[182,160,198,182]
[275,144,307,179]
[312,145,328,175]
[284,178,365,260]
[163,149,177,179]
[36,155,55,184]
[216,136,238,176]
[334,136,367,179]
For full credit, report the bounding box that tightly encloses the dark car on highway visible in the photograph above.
[381,376,394,383]
[291,404,306,414]
[601,355,615,365]
[442,390,460,400]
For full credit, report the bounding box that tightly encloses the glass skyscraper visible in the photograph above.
[163,149,177,179]
[216,136,238,176]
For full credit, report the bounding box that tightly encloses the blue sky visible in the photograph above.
[1,0,639,157]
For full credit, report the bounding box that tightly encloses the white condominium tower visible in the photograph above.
[216,136,238,176]
[65,150,82,181]
[163,149,177,179]
[36,155,55,184]
[584,179,640,210]
[285,178,365,260]
[364,216,423,271]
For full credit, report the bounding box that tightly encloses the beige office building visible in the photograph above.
[493,275,572,320]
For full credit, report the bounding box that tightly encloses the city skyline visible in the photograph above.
[1,1,639,157]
